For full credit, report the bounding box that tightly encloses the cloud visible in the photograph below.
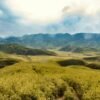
[63,0,100,16]
[5,0,67,24]
[0,0,100,37]
[0,10,3,16]
[44,13,100,34]
[5,0,100,24]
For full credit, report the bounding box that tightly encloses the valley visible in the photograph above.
[1,0,100,99]
[0,33,100,100]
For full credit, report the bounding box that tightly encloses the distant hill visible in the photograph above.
[0,33,100,49]
[59,45,98,53]
[0,44,56,56]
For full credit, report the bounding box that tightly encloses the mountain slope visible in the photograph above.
[59,45,98,53]
[0,33,100,49]
[0,44,56,56]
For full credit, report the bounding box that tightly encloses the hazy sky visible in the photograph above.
[0,0,100,36]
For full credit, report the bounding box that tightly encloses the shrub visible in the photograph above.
[87,63,100,69]
[57,59,86,67]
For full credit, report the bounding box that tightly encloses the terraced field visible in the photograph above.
[0,52,100,100]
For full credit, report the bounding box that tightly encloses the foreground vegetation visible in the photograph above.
[0,52,100,100]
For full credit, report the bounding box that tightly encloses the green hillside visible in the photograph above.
[0,44,56,56]
[60,45,98,53]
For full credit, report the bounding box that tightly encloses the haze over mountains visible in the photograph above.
[0,33,100,49]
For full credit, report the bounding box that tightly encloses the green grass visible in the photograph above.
[0,44,56,56]
[0,52,100,100]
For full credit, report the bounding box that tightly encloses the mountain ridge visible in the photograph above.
[0,33,100,49]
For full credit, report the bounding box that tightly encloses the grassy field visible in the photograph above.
[0,52,100,100]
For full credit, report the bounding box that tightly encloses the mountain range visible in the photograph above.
[0,33,100,49]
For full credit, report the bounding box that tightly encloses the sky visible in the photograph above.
[0,0,100,37]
